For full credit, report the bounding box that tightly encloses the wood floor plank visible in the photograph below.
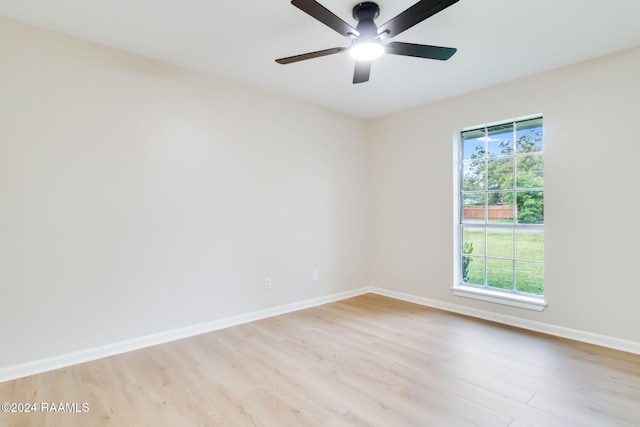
[1,294,639,426]
[528,391,640,427]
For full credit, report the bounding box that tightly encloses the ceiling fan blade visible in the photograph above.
[378,0,459,39]
[291,0,359,38]
[353,61,371,84]
[276,47,347,64]
[386,42,457,60]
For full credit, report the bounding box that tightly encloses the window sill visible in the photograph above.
[451,285,547,312]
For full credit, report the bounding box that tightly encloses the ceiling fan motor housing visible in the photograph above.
[353,2,380,38]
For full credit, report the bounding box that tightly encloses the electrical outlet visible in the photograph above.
[265,277,272,289]
[312,270,319,282]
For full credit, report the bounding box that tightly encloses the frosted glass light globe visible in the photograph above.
[349,42,384,61]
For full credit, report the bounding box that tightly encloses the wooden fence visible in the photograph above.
[464,205,513,220]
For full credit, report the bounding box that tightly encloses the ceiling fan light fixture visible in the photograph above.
[277,0,460,83]
[349,41,384,61]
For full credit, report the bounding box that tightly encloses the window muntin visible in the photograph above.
[460,117,544,297]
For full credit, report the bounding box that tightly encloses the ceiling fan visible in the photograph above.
[275,0,459,84]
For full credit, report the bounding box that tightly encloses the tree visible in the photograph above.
[514,129,543,224]
[463,128,543,224]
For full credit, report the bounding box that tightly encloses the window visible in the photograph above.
[457,117,544,306]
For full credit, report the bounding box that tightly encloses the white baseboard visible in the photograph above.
[0,288,369,383]
[2,285,638,383]
[369,287,640,355]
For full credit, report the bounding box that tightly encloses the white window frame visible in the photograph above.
[452,115,547,312]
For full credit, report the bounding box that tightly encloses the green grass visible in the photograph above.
[462,229,544,295]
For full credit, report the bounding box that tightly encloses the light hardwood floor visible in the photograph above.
[1,294,639,426]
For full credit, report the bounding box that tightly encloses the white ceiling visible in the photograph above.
[1,0,639,118]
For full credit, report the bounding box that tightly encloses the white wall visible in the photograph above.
[367,47,640,343]
[0,17,367,368]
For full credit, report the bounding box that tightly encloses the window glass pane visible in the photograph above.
[516,191,544,224]
[463,227,485,256]
[463,160,485,191]
[487,229,513,258]
[487,192,514,224]
[462,129,485,160]
[516,262,544,295]
[516,230,544,262]
[487,123,513,157]
[462,256,484,285]
[487,158,513,190]
[516,118,543,153]
[459,117,544,297]
[516,154,543,189]
[487,259,513,290]
[462,193,485,223]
